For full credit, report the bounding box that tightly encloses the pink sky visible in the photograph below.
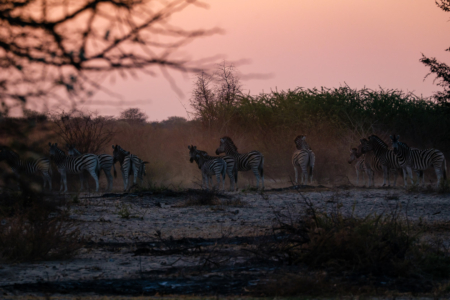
[82,0,450,121]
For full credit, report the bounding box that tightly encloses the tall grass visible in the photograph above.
[1,86,448,190]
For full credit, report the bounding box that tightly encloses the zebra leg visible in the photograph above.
[42,171,52,191]
[121,166,128,192]
[294,165,299,186]
[260,156,265,190]
[308,153,315,184]
[104,168,113,192]
[87,170,99,192]
[251,166,261,189]
[433,165,442,187]
[301,165,308,185]
[407,167,414,185]
[227,169,235,192]
[61,171,68,193]
[393,169,398,187]
[382,166,389,186]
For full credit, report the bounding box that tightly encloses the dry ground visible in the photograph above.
[1,186,450,298]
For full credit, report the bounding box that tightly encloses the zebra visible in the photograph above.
[356,136,408,187]
[67,144,116,192]
[292,135,315,185]
[348,148,366,186]
[188,145,227,190]
[215,136,264,190]
[390,135,447,187]
[0,147,52,190]
[48,143,100,193]
[189,147,237,191]
[112,145,148,191]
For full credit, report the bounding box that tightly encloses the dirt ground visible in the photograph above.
[1,185,450,298]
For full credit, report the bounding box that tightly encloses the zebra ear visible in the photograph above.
[302,136,306,140]
[112,145,115,149]
[220,138,224,143]
[48,142,52,146]
[55,143,58,147]
[188,145,191,150]
[193,146,197,150]
[389,135,393,140]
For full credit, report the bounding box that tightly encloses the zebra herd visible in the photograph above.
[0,143,148,193]
[348,135,447,187]
[0,134,447,193]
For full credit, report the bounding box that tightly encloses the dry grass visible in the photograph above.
[0,188,83,262]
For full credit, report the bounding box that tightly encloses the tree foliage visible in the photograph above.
[190,62,242,124]
[119,107,148,124]
[420,0,450,105]
[52,111,116,154]
[0,0,220,116]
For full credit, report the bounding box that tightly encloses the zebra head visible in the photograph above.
[188,145,197,163]
[389,134,401,154]
[216,136,237,155]
[348,148,358,164]
[112,144,130,163]
[67,144,81,156]
[49,143,65,159]
[356,138,371,157]
[294,135,309,150]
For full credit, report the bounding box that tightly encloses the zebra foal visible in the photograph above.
[390,135,447,187]
[189,145,227,190]
[189,147,237,191]
[215,136,264,190]
[112,145,148,191]
[67,144,116,192]
[357,136,406,187]
[0,147,52,190]
[292,135,315,185]
[49,143,100,193]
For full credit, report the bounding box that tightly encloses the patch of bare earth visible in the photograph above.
[1,186,450,298]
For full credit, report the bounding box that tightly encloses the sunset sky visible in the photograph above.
[82,0,450,121]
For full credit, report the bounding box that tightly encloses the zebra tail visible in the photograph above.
[96,157,101,180]
[259,155,264,178]
[444,159,447,180]
[222,161,227,180]
[113,163,117,179]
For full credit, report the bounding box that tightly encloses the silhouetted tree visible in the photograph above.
[420,0,450,105]
[0,0,220,116]
[119,107,148,124]
[190,62,242,124]
[52,112,116,153]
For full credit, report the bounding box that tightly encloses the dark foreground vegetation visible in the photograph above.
[2,187,450,297]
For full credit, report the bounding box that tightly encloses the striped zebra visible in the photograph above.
[357,136,407,187]
[67,144,117,192]
[215,136,264,190]
[188,145,227,190]
[48,143,100,193]
[188,146,237,191]
[348,148,366,186]
[390,135,447,186]
[292,135,315,185]
[112,145,148,191]
[0,147,52,190]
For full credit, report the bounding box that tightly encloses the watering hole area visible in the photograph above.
[1,185,450,299]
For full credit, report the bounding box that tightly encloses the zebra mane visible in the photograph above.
[221,136,238,152]
[369,135,388,149]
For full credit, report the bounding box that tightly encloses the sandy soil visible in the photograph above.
[1,186,450,297]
